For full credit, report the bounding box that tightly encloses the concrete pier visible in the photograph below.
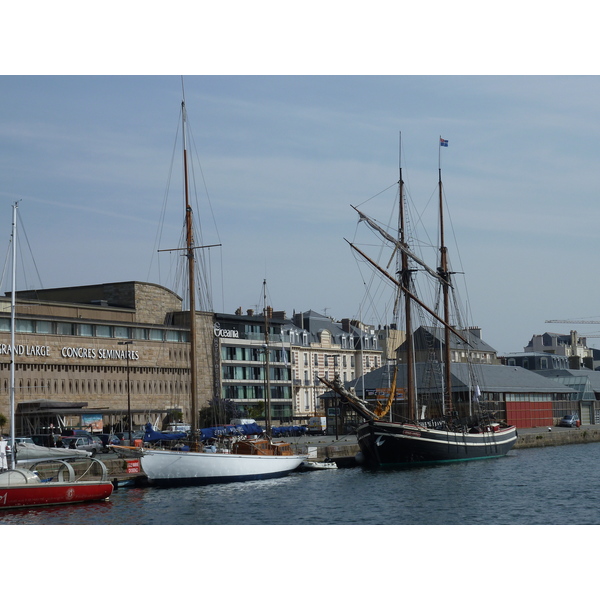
[284,424,600,464]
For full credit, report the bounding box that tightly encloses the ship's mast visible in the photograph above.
[9,202,17,467]
[398,136,415,421]
[182,100,199,439]
[438,160,453,415]
[263,280,272,436]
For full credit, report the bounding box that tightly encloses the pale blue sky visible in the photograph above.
[3,75,600,355]
[2,2,600,357]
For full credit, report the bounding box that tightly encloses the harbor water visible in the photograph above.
[2,441,600,525]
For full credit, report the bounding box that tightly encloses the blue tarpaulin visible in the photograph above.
[271,425,307,437]
[143,423,187,443]
[199,423,264,441]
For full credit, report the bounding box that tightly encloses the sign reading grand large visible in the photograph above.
[0,344,139,360]
[0,344,50,357]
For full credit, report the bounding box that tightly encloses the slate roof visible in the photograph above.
[399,326,496,354]
[323,362,572,398]
[536,368,600,393]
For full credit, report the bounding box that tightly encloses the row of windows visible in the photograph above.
[505,393,561,402]
[286,330,378,349]
[221,346,288,363]
[0,363,188,375]
[0,318,189,343]
[222,366,290,381]
[222,385,292,400]
[2,377,189,396]
[232,402,293,418]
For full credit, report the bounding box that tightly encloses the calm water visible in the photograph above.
[2,442,599,525]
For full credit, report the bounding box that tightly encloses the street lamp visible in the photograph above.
[118,341,133,444]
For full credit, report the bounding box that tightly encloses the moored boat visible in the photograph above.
[12,441,91,464]
[321,136,517,467]
[0,203,113,508]
[0,456,113,510]
[299,459,338,471]
[140,87,304,486]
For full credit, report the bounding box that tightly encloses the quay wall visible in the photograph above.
[307,426,600,462]
[514,427,600,448]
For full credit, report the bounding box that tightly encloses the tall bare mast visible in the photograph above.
[182,100,199,438]
[438,163,453,415]
[9,202,17,467]
[263,280,272,436]
[398,136,415,421]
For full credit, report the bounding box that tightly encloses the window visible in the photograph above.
[77,323,93,337]
[149,329,164,341]
[95,325,111,338]
[114,326,130,339]
[36,321,53,334]
[57,322,74,335]
[16,319,34,333]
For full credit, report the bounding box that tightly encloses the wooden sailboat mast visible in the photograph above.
[398,139,415,421]
[263,280,272,436]
[158,96,221,438]
[438,163,453,415]
[182,100,199,438]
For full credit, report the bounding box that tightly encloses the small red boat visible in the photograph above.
[0,460,113,510]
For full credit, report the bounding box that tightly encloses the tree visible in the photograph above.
[199,398,243,428]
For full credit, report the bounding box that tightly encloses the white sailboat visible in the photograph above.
[140,95,304,486]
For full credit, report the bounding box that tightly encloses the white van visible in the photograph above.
[307,417,327,435]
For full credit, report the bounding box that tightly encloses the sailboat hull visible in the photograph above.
[357,421,517,467]
[0,478,113,510]
[141,449,305,487]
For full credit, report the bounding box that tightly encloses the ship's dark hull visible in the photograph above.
[357,420,518,467]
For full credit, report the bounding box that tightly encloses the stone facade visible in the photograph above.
[0,282,214,434]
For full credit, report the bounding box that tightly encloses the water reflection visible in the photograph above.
[2,443,600,525]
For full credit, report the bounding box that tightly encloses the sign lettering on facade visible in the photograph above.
[0,344,140,361]
[213,322,239,338]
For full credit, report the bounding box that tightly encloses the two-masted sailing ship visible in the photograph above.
[321,137,517,467]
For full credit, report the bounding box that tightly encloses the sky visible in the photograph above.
[4,74,600,356]
[2,3,600,365]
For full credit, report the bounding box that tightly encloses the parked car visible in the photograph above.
[559,415,578,428]
[115,431,145,445]
[62,429,93,438]
[13,437,35,444]
[58,436,103,456]
[96,433,120,451]
[31,433,62,447]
